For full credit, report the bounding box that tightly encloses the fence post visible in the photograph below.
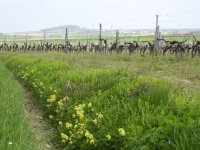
[14,35,16,45]
[99,23,102,51]
[124,33,128,52]
[153,15,160,56]
[43,30,46,51]
[87,33,90,52]
[3,35,6,50]
[116,30,119,53]
[65,28,69,53]
[25,33,28,50]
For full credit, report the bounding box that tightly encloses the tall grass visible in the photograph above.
[0,62,42,150]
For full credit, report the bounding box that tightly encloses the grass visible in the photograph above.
[0,52,200,149]
[0,61,43,150]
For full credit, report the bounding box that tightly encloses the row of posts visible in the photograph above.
[1,15,161,54]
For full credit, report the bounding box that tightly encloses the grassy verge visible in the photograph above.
[1,52,200,149]
[0,61,42,150]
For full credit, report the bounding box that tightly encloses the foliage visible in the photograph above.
[3,54,200,150]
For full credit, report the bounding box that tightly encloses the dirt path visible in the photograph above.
[23,91,56,150]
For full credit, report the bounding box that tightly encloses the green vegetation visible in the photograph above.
[0,61,42,150]
[0,52,199,149]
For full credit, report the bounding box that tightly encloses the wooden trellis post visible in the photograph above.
[14,35,16,45]
[116,30,119,52]
[3,35,6,50]
[43,30,47,51]
[124,33,128,52]
[153,15,160,56]
[99,23,102,51]
[65,28,69,53]
[87,33,90,52]
[25,33,28,48]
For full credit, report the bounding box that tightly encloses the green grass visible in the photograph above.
[0,61,42,150]
[1,52,199,149]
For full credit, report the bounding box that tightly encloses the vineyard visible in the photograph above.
[0,52,200,149]
[1,35,200,58]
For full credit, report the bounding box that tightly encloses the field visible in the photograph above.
[0,51,200,149]
[2,35,200,45]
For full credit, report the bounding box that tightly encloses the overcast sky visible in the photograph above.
[0,0,200,32]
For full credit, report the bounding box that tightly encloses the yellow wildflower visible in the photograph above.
[61,133,69,140]
[97,113,103,119]
[89,139,95,144]
[74,125,78,129]
[88,103,92,108]
[92,119,97,125]
[74,104,85,120]
[58,121,63,126]
[106,134,112,141]
[58,100,64,109]
[63,96,68,101]
[47,95,56,103]
[85,130,95,144]
[62,139,66,143]
[65,122,73,129]
[79,123,85,130]
[118,128,126,136]
[49,115,54,119]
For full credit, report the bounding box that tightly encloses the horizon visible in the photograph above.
[2,25,200,34]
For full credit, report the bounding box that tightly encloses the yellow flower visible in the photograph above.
[88,103,92,108]
[50,95,56,100]
[79,123,85,130]
[89,139,95,144]
[58,100,64,109]
[79,131,84,135]
[63,96,68,102]
[75,104,85,120]
[47,95,56,103]
[62,139,66,143]
[97,113,103,119]
[106,134,112,141]
[60,133,69,140]
[118,128,126,136]
[58,121,63,126]
[85,130,95,144]
[49,115,54,119]
[92,119,97,125]
[65,122,73,129]
[74,125,77,129]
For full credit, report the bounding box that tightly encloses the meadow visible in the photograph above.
[0,51,200,149]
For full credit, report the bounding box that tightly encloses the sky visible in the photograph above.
[0,0,200,33]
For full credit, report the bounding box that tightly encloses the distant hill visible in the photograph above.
[40,25,98,37]
[2,25,200,39]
